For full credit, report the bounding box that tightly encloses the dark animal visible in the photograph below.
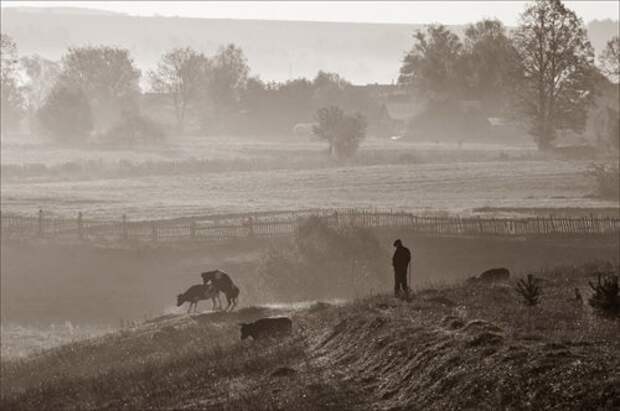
[240,317,292,340]
[177,284,220,313]
[225,284,240,312]
[468,267,510,284]
[201,269,240,311]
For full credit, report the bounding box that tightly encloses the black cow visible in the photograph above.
[240,317,292,340]
[467,267,510,284]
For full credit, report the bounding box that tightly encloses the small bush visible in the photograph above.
[515,274,542,306]
[588,273,620,315]
[101,111,165,146]
[586,162,620,200]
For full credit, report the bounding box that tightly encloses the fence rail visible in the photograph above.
[1,209,619,244]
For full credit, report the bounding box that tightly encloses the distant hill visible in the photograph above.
[1,7,618,84]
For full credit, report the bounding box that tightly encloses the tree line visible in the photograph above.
[1,0,619,154]
[398,0,619,150]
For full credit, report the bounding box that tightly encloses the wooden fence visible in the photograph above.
[1,209,619,244]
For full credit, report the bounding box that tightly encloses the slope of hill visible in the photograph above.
[2,262,618,409]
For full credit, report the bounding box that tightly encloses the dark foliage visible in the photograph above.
[313,106,366,159]
[515,274,542,306]
[101,111,166,146]
[37,84,93,142]
[588,272,620,315]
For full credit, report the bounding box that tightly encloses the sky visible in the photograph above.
[2,1,618,26]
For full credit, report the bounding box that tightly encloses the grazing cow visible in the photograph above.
[177,284,221,313]
[467,267,510,284]
[240,317,292,340]
[479,267,510,282]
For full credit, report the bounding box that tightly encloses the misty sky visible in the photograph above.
[2,1,619,25]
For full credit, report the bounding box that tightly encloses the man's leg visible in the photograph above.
[394,271,401,297]
[398,269,409,300]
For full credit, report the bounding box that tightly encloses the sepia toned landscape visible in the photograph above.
[1,1,619,410]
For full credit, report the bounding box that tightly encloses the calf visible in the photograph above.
[478,267,510,282]
[177,284,220,313]
[240,317,292,340]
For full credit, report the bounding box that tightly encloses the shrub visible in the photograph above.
[37,83,93,142]
[515,274,542,306]
[313,106,366,159]
[586,162,620,200]
[258,215,389,301]
[588,273,619,315]
[101,111,165,146]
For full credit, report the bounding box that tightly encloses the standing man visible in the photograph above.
[392,239,411,299]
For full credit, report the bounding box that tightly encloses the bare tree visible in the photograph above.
[599,36,619,83]
[149,47,209,133]
[512,0,596,150]
[20,55,61,132]
[1,33,24,134]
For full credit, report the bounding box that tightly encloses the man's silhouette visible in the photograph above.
[392,239,411,299]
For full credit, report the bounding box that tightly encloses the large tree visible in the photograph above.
[59,46,141,132]
[398,24,466,99]
[512,0,597,150]
[149,47,209,133]
[599,36,619,83]
[209,44,249,117]
[463,19,518,113]
[1,33,24,134]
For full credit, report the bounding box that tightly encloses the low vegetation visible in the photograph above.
[588,272,620,315]
[587,162,620,200]
[2,262,618,410]
[258,215,389,301]
[515,274,542,306]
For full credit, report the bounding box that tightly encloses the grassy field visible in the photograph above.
[2,262,618,410]
[3,134,619,219]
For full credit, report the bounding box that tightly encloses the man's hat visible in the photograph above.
[393,239,402,247]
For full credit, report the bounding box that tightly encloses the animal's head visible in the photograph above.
[239,323,251,340]
[201,271,214,284]
[176,294,184,307]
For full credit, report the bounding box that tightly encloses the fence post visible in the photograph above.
[122,214,128,241]
[77,211,83,241]
[190,221,196,240]
[38,209,44,237]
[152,222,158,242]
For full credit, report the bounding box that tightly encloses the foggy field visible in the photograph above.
[2,136,618,220]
